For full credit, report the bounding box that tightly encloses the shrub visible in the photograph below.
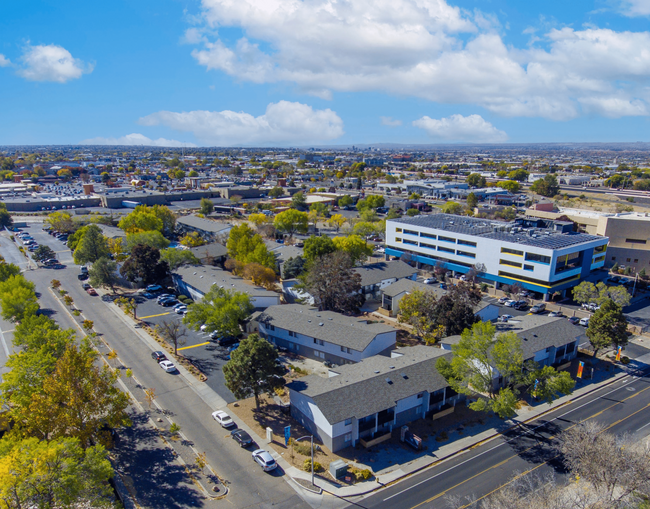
[361,469,372,480]
[290,439,312,456]
[621,356,630,365]
[303,459,322,472]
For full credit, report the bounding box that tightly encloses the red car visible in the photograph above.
[86,287,98,296]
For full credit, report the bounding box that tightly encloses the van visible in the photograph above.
[530,303,546,314]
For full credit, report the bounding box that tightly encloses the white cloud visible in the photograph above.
[81,133,196,148]
[619,0,650,16]
[413,114,508,142]
[0,54,10,67]
[138,101,344,146]
[18,44,92,83]
[188,0,650,120]
[381,116,402,127]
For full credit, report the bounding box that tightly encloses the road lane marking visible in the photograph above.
[385,377,650,502]
[139,312,171,319]
[637,421,650,432]
[177,342,210,351]
[0,328,9,357]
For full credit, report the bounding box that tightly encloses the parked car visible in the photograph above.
[231,429,253,447]
[530,303,546,314]
[548,311,564,317]
[77,273,89,281]
[27,244,39,251]
[579,317,590,327]
[80,266,88,274]
[498,296,510,304]
[160,298,178,307]
[86,287,98,296]
[439,283,448,290]
[568,316,580,325]
[504,299,516,307]
[212,410,235,428]
[175,306,187,314]
[513,300,528,311]
[82,283,91,290]
[423,278,437,285]
[159,360,177,372]
[499,314,513,322]
[252,449,277,472]
[142,292,155,299]
[156,294,173,303]
[146,284,163,292]
[151,351,167,362]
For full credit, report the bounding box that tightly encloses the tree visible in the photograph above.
[120,244,169,285]
[436,321,523,418]
[268,186,284,198]
[0,262,20,282]
[226,224,276,269]
[338,195,353,208]
[242,263,277,290]
[531,174,560,197]
[274,209,309,238]
[357,195,385,211]
[88,257,119,293]
[249,213,270,228]
[126,230,170,251]
[0,275,38,321]
[9,344,130,448]
[507,169,529,182]
[46,211,74,233]
[598,283,631,307]
[499,180,521,193]
[73,225,110,265]
[327,213,346,232]
[106,237,127,262]
[0,436,115,509]
[117,205,163,234]
[157,319,188,355]
[183,286,253,337]
[572,281,598,304]
[159,248,200,271]
[303,251,364,313]
[441,201,462,214]
[397,289,441,343]
[303,235,337,265]
[179,232,206,247]
[586,299,628,357]
[332,235,373,265]
[199,198,214,215]
[222,334,285,408]
[151,205,176,237]
[31,245,56,263]
[0,202,12,229]
[309,202,328,219]
[466,173,486,188]
[291,191,307,209]
[283,256,306,279]
[522,363,575,405]
[466,192,479,209]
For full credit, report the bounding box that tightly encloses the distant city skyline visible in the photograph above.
[2,0,650,147]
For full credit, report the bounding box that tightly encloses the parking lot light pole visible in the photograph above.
[295,435,314,485]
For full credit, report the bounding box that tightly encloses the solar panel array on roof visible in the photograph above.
[391,214,605,250]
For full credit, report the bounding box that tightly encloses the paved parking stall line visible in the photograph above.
[177,341,210,351]
[139,312,172,319]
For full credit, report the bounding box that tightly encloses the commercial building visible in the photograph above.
[385,214,609,299]
[252,304,396,365]
[287,346,462,452]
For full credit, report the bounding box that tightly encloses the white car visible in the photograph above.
[503,299,516,307]
[200,324,209,332]
[423,278,437,285]
[159,360,177,373]
[499,314,513,322]
[579,317,590,327]
[498,296,510,304]
[212,410,235,428]
[252,449,277,471]
[175,306,187,314]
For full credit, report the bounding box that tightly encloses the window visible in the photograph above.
[420,232,436,240]
[524,264,534,271]
[268,324,275,331]
[626,238,647,244]
[457,239,477,247]
[594,244,606,253]
[313,338,324,346]
[403,239,417,245]
[439,235,456,243]
[344,418,352,426]
[612,257,616,261]
[417,393,423,399]
[525,252,551,264]
[627,258,631,262]
[501,247,523,256]
[593,255,605,264]
[340,346,351,354]
[289,331,297,337]
[344,433,352,442]
[438,246,454,254]
[396,228,402,233]
[635,259,639,263]
[457,250,476,258]
[395,237,403,243]
[420,242,436,250]
[404,229,418,236]
[500,259,522,268]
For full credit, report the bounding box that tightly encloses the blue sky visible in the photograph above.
[1,0,650,147]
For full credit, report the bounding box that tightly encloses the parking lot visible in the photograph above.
[134,293,238,403]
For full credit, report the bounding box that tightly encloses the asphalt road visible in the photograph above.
[349,365,650,509]
[2,223,310,509]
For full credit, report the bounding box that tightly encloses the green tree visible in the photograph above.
[507,169,529,182]
[397,289,440,343]
[357,195,385,211]
[119,244,169,285]
[72,225,110,265]
[572,281,598,305]
[282,256,306,279]
[327,213,346,232]
[522,364,575,405]
[274,209,309,238]
[117,205,163,234]
[0,275,38,321]
[309,202,328,218]
[386,208,401,220]
[46,211,75,233]
[303,235,336,265]
[0,436,115,509]
[597,282,631,308]
[199,198,214,215]
[466,173,486,188]
[31,245,56,263]
[303,251,364,313]
[338,195,353,208]
[126,230,170,251]
[531,174,560,197]
[291,191,307,209]
[226,224,276,269]
[268,186,284,198]
[159,248,200,271]
[0,262,21,282]
[466,192,479,209]
[499,180,521,193]
[586,299,628,357]
[88,257,119,293]
[0,202,12,229]
[223,334,285,408]
[332,234,373,264]
[441,201,462,215]
[183,286,253,338]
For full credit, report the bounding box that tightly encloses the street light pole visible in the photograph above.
[296,435,314,486]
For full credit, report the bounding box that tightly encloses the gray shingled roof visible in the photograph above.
[189,242,228,260]
[176,214,232,234]
[287,346,452,423]
[353,260,417,287]
[174,265,278,298]
[381,278,447,298]
[440,315,584,360]
[256,304,396,351]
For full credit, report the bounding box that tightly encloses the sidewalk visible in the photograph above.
[101,291,650,500]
